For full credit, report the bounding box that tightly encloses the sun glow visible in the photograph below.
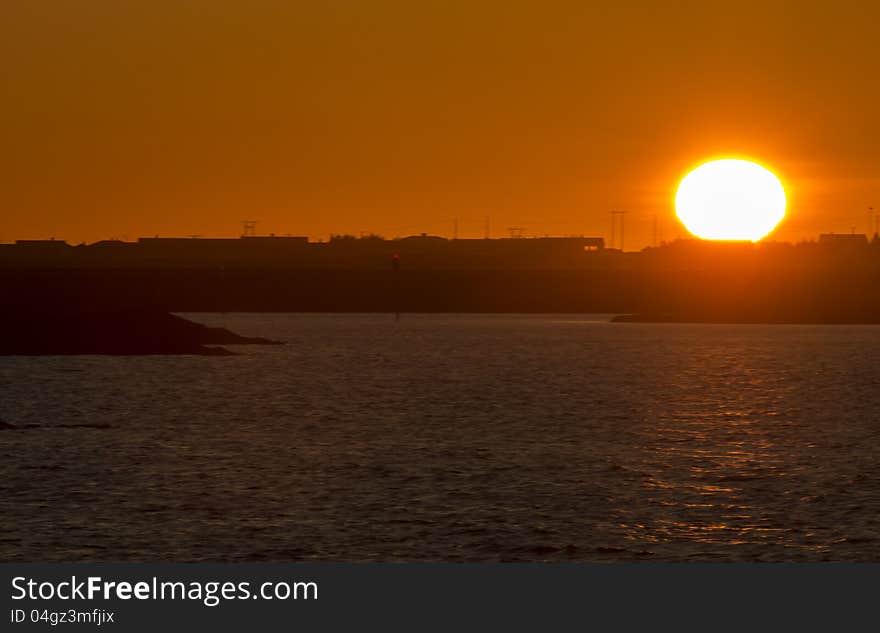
[675,159,787,242]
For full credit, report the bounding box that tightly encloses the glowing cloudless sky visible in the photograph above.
[2,1,880,247]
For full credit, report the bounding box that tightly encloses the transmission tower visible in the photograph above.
[241,220,258,237]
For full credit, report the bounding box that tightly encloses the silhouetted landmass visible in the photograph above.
[0,309,282,356]
[0,235,605,270]
[2,234,880,323]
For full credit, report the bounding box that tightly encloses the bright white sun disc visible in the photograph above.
[675,159,786,242]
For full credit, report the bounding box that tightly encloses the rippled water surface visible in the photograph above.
[2,313,880,562]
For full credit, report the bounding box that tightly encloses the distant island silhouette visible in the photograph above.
[3,232,880,324]
[0,309,282,356]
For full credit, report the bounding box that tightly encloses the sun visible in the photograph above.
[675,159,786,242]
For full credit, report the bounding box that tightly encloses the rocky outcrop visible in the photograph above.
[0,309,283,355]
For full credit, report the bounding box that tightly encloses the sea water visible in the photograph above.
[2,313,879,562]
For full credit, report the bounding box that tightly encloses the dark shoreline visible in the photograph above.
[0,309,283,356]
[5,261,880,323]
[610,313,880,324]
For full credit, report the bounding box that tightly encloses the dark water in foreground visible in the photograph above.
[2,314,880,562]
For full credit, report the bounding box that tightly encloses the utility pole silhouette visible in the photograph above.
[610,210,627,250]
[610,212,615,250]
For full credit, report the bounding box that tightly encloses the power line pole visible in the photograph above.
[611,211,617,248]
[610,210,627,250]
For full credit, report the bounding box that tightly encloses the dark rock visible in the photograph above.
[0,309,283,356]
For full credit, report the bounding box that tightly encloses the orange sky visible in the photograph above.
[3,1,879,248]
